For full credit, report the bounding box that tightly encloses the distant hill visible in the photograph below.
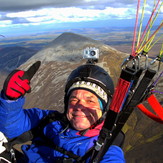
[0,46,37,89]
[0,46,37,73]
[1,32,163,163]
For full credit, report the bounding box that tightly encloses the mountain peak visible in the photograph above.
[26,32,125,63]
[48,32,100,47]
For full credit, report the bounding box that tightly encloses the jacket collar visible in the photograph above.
[76,121,104,137]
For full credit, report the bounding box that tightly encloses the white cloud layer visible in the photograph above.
[0,0,162,34]
[0,0,138,11]
[4,7,134,26]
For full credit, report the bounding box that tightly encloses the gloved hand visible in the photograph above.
[3,61,41,100]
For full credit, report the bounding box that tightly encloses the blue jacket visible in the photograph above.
[0,94,125,163]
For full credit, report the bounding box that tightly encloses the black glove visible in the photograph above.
[3,61,41,100]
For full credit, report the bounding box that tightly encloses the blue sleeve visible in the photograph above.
[0,94,55,138]
[100,145,126,163]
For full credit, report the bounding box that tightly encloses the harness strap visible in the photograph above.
[90,68,156,163]
[33,129,125,163]
[34,139,81,161]
[137,94,163,123]
[110,68,137,113]
[112,68,156,134]
[2,111,125,162]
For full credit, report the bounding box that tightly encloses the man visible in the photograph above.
[0,61,125,162]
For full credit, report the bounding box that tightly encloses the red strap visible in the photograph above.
[110,78,131,113]
[137,94,163,123]
[148,94,163,119]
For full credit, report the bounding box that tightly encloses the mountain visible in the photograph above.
[1,32,163,162]
[26,32,119,63]
[0,46,37,73]
[0,46,37,88]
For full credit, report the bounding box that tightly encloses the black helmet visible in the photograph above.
[64,64,114,113]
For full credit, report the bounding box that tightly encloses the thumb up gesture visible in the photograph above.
[3,61,41,100]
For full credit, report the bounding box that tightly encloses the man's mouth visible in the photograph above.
[72,112,90,118]
[72,114,86,117]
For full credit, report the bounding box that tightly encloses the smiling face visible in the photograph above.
[66,89,102,131]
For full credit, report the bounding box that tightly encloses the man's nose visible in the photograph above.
[74,100,85,110]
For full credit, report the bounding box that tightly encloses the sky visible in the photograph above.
[0,0,162,37]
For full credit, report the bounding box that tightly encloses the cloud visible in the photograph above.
[0,0,162,35]
[0,0,138,12]
[1,7,135,27]
[0,0,135,28]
